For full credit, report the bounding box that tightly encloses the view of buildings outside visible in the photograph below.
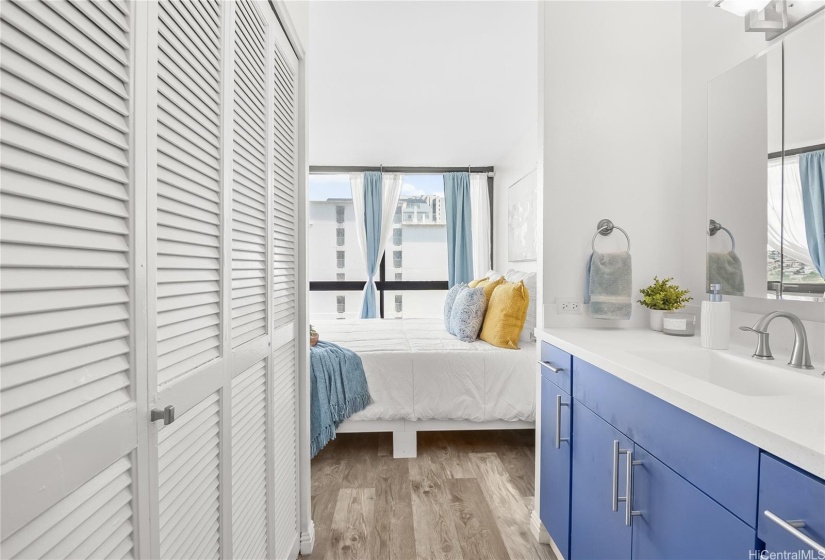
[308,174,448,321]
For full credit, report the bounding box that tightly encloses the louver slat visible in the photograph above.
[158,392,220,560]
[271,339,297,558]
[231,0,268,348]
[231,359,268,559]
[0,0,132,466]
[0,457,135,559]
[271,33,296,331]
[156,0,222,385]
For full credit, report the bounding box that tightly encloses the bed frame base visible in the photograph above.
[336,419,534,458]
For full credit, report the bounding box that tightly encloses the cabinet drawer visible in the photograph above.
[573,357,759,527]
[539,342,572,394]
[759,453,825,555]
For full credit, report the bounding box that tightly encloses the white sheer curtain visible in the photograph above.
[767,156,815,265]
[470,173,491,278]
[377,173,403,269]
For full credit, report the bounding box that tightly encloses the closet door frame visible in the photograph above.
[267,1,311,554]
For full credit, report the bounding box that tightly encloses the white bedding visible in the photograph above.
[313,318,536,423]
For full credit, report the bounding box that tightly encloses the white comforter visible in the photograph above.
[313,319,536,423]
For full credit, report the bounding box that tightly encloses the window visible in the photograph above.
[336,296,345,314]
[309,173,454,320]
[395,295,403,312]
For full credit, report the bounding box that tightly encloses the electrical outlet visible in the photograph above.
[556,297,582,315]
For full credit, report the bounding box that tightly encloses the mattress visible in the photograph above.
[312,318,536,423]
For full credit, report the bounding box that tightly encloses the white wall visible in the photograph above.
[541,1,683,328]
[493,129,539,274]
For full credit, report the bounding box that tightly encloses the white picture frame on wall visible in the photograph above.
[508,170,538,261]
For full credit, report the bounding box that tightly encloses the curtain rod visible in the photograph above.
[767,143,825,160]
[309,165,495,175]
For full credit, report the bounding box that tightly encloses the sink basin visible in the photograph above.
[628,349,814,397]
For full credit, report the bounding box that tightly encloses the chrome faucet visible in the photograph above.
[740,311,814,369]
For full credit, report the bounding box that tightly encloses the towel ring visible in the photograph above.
[591,219,631,252]
[707,219,736,252]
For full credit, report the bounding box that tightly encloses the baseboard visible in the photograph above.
[300,520,315,556]
[530,509,547,543]
[530,510,564,560]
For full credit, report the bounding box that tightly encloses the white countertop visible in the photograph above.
[535,327,825,479]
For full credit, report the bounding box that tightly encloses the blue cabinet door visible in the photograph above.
[540,374,572,559]
[570,402,632,560]
[759,453,825,556]
[631,445,757,559]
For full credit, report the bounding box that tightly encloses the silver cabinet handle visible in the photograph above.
[538,360,564,373]
[611,440,642,526]
[764,510,825,554]
[555,395,570,449]
[623,450,642,526]
[151,405,175,425]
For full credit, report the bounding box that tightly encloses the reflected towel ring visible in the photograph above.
[591,219,631,253]
[708,219,736,252]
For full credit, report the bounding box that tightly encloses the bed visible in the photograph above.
[312,317,536,457]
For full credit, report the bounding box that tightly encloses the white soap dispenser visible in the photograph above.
[701,283,730,350]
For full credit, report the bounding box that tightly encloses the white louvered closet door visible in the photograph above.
[0,0,142,558]
[148,0,227,559]
[270,16,301,560]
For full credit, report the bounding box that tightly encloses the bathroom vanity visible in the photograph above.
[534,328,825,560]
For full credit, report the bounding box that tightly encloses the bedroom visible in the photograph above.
[1,0,824,559]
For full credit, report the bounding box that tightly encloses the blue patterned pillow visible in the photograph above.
[449,287,488,342]
[443,283,467,333]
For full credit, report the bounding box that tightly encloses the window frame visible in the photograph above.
[308,166,494,318]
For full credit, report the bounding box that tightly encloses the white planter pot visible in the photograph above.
[649,309,666,331]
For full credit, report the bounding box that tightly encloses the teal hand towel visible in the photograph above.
[585,251,632,320]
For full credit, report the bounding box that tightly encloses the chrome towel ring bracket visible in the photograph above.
[592,219,631,252]
[708,219,736,252]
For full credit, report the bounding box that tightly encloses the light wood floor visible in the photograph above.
[305,430,556,560]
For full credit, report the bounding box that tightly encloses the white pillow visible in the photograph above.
[504,269,537,343]
[485,269,504,281]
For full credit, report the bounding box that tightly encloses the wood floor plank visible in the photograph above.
[373,457,416,560]
[469,452,555,560]
[498,442,536,497]
[310,454,348,559]
[446,478,511,560]
[409,454,464,560]
[423,431,475,479]
[329,488,376,560]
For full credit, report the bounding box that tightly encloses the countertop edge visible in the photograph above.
[535,328,825,481]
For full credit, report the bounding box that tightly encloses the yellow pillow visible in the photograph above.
[480,281,530,349]
[476,276,504,303]
[468,277,488,288]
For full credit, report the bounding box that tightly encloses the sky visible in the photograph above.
[308,174,444,201]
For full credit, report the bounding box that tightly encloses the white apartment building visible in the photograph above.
[309,195,448,321]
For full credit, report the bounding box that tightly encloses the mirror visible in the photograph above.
[707,15,825,301]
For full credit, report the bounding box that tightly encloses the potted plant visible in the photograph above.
[638,277,692,331]
[310,324,319,347]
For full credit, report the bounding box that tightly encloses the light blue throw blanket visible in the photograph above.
[309,341,371,458]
